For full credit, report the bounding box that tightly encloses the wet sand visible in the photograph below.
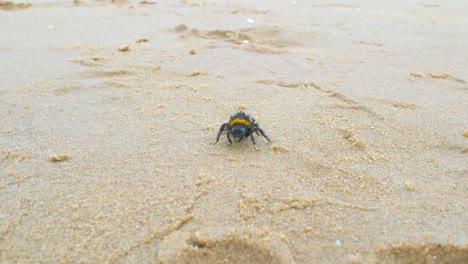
[1,0,467,263]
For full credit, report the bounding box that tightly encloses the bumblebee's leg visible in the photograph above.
[250,134,259,150]
[227,132,233,144]
[215,123,228,144]
[257,128,272,142]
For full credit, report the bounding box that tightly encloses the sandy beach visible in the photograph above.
[1,0,467,263]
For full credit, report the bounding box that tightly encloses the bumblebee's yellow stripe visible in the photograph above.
[229,118,252,128]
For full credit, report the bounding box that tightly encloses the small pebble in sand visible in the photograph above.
[190,70,207,76]
[118,45,130,52]
[246,18,255,23]
[91,57,105,62]
[153,65,161,73]
[340,128,353,139]
[139,1,156,4]
[189,49,196,55]
[272,144,289,152]
[136,38,149,43]
[49,154,70,162]
[174,24,188,32]
[191,70,201,76]
[352,140,366,150]
[404,182,415,192]
[463,130,468,138]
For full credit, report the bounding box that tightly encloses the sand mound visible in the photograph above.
[375,243,468,264]
[185,26,315,54]
[157,227,294,264]
[0,1,31,10]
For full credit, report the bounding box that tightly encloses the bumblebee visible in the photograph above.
[215,111,271,148]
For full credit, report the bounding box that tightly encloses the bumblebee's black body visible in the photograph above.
[215,112,271,148]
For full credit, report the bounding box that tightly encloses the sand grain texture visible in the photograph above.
[1,0,467,263]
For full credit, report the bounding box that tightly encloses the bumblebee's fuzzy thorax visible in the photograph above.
[228,112,253,129]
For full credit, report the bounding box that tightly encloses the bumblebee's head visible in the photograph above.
[231,125,247,142]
